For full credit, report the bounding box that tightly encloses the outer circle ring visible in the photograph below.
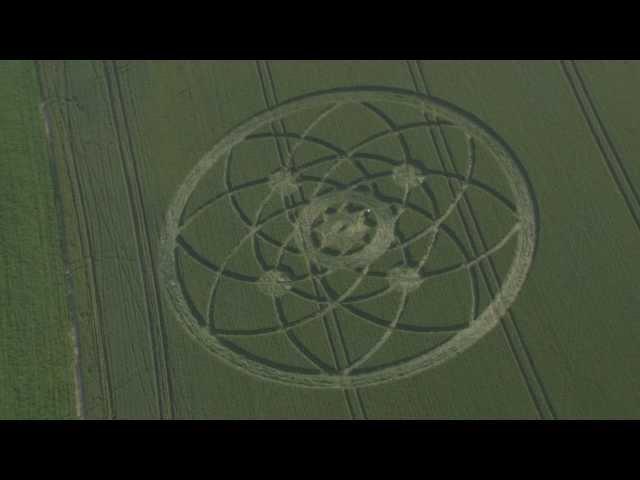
[159,88,537,388]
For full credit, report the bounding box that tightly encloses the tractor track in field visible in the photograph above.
[102,60,176,420]
[35,60,112,420]
[560,60,640,234]
[35,61,85,420]
[406,60,556,419]
[256,60,368,419]
[58,62,119,418]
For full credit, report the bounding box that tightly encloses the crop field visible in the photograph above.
[6,60,638,419]
[0,61,77,419]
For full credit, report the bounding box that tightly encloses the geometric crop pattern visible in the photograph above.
[159,88,537,388]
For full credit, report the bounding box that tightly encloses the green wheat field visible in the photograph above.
[1,60,639,419]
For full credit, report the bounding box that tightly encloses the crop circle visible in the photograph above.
[159,88,537,388]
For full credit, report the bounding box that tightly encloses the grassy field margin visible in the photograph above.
[0,60,78,419]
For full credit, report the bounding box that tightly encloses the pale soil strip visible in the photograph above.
[102,61,175,419]
[408,60,555,419]
[560,60,640,232]
[68,327,83,418]
[35,62,86,419]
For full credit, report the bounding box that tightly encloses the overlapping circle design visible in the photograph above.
[159,88,537,388]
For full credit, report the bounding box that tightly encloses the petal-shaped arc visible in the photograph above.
[343,290,409,373]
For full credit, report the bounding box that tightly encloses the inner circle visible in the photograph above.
[295,190,395,270]
[309,200,377,257]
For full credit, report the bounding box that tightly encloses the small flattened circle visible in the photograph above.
[392,164,426,190]
[295,190,395,270]
[269,168,299,195]
[257,270,292,297]
[387,266,424,293]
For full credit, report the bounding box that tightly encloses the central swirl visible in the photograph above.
[294,190,396,270]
